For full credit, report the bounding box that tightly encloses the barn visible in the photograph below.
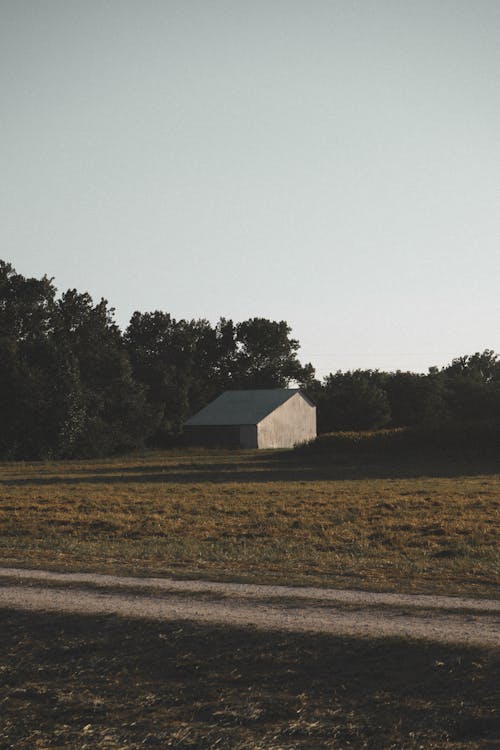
[184,389,316,449]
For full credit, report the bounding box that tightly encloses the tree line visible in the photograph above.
[1,259,499,459]
[0,260,313,458]
[309,352,500,436]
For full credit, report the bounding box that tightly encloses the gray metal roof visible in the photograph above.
[184,389,305,426]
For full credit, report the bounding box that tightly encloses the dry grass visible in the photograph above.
[0,449,499,596]
[1,609,498,749]
[1,451,499,749]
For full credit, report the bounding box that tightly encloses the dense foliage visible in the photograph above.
[1,259,499,458]
[309,349,500,436]
[0,261,313,457]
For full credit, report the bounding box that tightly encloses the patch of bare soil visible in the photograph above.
[1,567,499,648]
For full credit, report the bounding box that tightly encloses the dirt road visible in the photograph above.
[0,567,498,647]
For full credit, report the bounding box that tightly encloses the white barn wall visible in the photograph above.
[257,392,316,449]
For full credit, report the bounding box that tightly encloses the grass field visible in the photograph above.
[1,609,499,749]
[0,448,499,596]
[1,449,499,749]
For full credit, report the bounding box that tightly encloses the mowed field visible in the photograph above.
[1,449,499,749]
[0,448,498,596]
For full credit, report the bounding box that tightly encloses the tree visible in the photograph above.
[384,370,449,427]
[0,260,151,459]
[444,350,500,382]
[125,311,220,438]
[232,318,315,389]
[318,370,391,432]
[437,350,500,425]
[52,290,150,457]
[0,261,58,457]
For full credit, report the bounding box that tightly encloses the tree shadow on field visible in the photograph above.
[0,609,499,749]
[2,451,500,487]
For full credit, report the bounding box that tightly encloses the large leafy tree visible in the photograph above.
[51,290,151,457]
[0,261,57,457]
[443,350,500,382]
[317,370,391,432]
[0,261,150,458]
[125,311,220,438]
[440,350,500,424]
[232,318,315,389]
[383,370,451,428]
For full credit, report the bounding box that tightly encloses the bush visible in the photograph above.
[298,420,500,460]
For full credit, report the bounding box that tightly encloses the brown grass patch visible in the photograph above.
[0,449,499,595]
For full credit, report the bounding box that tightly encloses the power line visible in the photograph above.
[301,352,465,358]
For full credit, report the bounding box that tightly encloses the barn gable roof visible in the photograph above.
[185,389,309,427]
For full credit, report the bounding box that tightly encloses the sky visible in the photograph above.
[2,0,500,378]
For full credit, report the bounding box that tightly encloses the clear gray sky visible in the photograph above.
[2,0,499,377]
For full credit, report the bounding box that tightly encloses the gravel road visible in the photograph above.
[0,567,498,647]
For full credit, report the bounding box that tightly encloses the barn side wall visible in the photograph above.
[184,425,241,447]
[239,425,258,448]
[257,393,316,449]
